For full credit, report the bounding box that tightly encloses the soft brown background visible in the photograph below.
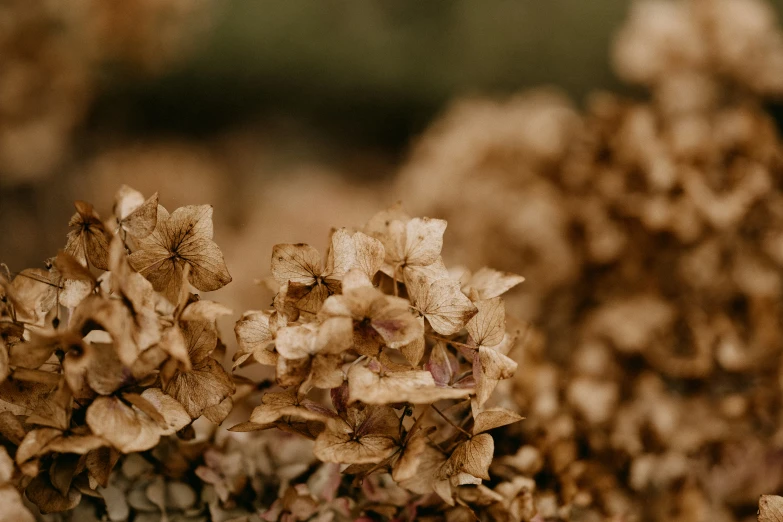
[3,0,783,313]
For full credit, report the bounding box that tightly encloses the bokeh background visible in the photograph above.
[0,0,693,279]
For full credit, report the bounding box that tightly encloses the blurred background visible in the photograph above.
[0,0,662,282]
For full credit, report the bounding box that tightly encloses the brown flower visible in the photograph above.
[129,204,231,303]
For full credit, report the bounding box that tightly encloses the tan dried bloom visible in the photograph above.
[129,204,232,304]
[232,206,524,510]
[0,186,236,517]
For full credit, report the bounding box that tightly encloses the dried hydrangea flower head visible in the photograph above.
[396,1,783,520]
[0,186,234,518]
[233,206,525,515]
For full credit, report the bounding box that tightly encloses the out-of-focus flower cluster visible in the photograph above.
[0,0,215,184]
[398,0,783,520]
[614,0,783,101]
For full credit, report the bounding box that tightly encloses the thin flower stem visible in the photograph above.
[425,433,449,455]
[343,354,367,379]
[12,367,61,385]
[0,318,33,327]
[350,355,367,368]
[432,405,472,438]
[12,272,62,289]
[364,449,399,478]
[425,334,474,349]
[398,407,408,433]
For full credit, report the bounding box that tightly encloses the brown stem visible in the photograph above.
[432,405,472,438]
[425,433,449,455]
[12,272,61,289]
[425,334,474,349]
[363,449,399,478]
[0,318,33,327]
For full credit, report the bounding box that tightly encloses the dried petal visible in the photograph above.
[760,495,783,522]
[86,396,151,453]
[65,201,110,271]
[115,186,159,239]
[472,408,524,435]
[313,424,397,465]
[398,445,447,495]
[313,406,398,464]
[348,365,472,404]
[203,397,233,424]
[439,433,494,481]
[139,388,191,434]
[0,447,13,483]
[474,344,518,406]
[25,474,81,513]
[0,486,35,522]
[463,267,524,299]
[129,205,231,303]
[466,297,505,348]
[8,269,57,325]
[164,357,235,419]
[402,217,447,267]
[409,276,477,335]
[180,300,233,322]
[234,311,275,368]
[392,427,434,482]
[272,243,321,286]
[85,447,120,489]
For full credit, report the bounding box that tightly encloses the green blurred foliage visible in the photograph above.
[94,1,633,147]
[95,0,783,147]
[85,0,783,147]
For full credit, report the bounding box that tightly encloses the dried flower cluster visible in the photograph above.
[0,0,215,183]
[230,205,529,519]
[0,191,528,520]
[398,0,783,520]
[0,186,235,518]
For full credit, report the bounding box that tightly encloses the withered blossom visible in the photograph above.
[4,197,526,522]
[129,204,232,304]
[231,206,524,513]
[0,186,237,517]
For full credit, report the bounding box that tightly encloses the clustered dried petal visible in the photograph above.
[0,193,526,521]
[397,0,783,520]
[0,186,234,518]
[232,206,525,518]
